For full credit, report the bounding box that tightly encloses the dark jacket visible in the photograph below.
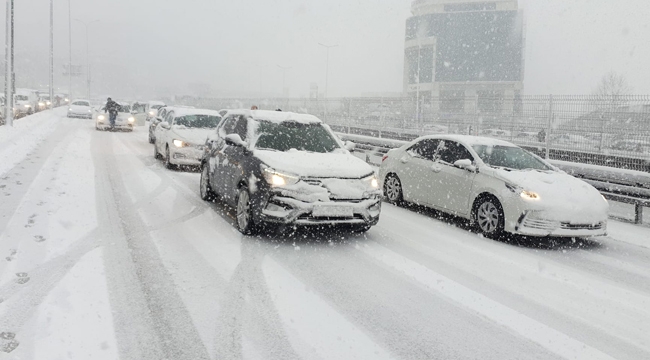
[105,100,119,114]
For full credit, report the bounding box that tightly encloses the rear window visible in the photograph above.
[72,101,90,106]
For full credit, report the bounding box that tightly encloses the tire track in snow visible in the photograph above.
[92,131,211,360]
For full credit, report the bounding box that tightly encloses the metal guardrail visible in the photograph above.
[337,132,650,225]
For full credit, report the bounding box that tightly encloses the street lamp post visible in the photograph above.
[318,43,338,99]
[49,0,54,110]
[74,19,99,100]
[68,0,72,100]
[4,0,14,127]
[277,64,291,97]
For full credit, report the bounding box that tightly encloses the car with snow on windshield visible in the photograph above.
[146,100,166,122]
[379,135,609,238]
[67,99,93,119]
[153,108,222,169]
[95,102,136,131]
[200,110,382,234]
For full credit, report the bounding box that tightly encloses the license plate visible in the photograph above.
[312,205,353,218]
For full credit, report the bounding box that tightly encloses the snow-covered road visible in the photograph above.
[1,111,649,359]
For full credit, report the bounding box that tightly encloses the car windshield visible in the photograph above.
[472,145,551,171]
[117,105,130,113]
[151,104,163,109]
[254,121,340,153]
[72,101,89,106]
[15,95,28,101]
[174,115,221,128]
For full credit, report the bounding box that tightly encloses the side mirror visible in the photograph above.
[160,121,171,129]
[225,134,247,147]
[453,159,476,172]
[344,141,356,151]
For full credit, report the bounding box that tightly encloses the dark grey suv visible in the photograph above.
[200,110,382,234]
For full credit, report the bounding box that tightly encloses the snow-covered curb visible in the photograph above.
[0,110,62,177]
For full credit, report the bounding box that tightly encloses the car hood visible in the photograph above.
[171,128,213,145]
[255,149,373,179]
[495,169,609,222]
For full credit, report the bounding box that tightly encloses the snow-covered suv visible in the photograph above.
[200,110,382,234]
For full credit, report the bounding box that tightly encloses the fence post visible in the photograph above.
[546,94,553,159]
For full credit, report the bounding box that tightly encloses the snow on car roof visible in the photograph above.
[418,134,517,148]
[148,100,166,106]
[227,109,322,124]
[71,99,90,103]
[167,107,222,118]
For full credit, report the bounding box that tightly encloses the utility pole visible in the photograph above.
[4,0,14,127]
[276,64,291,97]
[68,0,72,100]
[49,0,54,109]
[75,19,99,100]
[318,43,338,99]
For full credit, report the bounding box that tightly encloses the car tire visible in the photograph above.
[165,146,175,169]
[200,163,216,201]
[473,195,505,237]
[236,187,258,235]
[384,174,404,205]
[148,133,155,144]
[153,142,162,160]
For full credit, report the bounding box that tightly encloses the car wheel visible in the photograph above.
[200,164,216,201]
[148,133,155,144]
[165,146,175,169]
[153,142,161,160]
[474,195,505,237]
[384,174,404,205]
[236,187,258,235]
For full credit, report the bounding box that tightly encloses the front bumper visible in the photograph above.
[170,146,205,166]
[96,120,133,130]
[513,211,607,237]
[260,194,382,226]
[68,111,93,119]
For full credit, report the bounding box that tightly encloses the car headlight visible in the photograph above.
[98,115,105,120]
[24,104,31,108]
[520,190,541,201]
[46,101,51,105]
[149,111,155,116]
[361,174,379,189]
[128,117,135,123]
[38,102,45,106]
[88,109,92,113]
[64,98,69,102]
[262,167,299,187]
[173,139,188,148]
[68,108,73,111]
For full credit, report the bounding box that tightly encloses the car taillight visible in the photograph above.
[382,155,388,162]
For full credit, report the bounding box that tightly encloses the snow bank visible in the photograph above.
[0,109,62,177]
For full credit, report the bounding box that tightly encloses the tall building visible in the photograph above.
[404,0,525,115]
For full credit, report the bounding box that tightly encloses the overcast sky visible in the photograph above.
[1,0,649,98]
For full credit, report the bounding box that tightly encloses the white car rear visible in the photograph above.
[379,135,609,238]
[67,99,93,119]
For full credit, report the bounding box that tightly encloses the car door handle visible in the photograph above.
[431,165,441,173]
[400,157,409,164]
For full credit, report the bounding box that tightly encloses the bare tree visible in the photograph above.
[592,71,633,109]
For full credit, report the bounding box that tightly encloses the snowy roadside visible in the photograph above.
[0,109,65,178]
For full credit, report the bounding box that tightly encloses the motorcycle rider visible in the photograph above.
[105,97,119,130]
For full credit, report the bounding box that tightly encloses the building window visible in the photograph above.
[477,90,504,114]
[444,2,497,12]
[440,91,465,113]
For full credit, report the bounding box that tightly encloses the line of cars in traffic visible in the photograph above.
[142,105,608,239]
[1,89,70,119]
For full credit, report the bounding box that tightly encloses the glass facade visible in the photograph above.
[405,10,524,83]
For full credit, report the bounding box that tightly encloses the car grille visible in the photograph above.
[522,218,558,230]
[560,222,604,230]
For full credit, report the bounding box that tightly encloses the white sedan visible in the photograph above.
[153,108,222,169]
[95,102,136,131]
[67,99,93,119]
[378,135,609,238]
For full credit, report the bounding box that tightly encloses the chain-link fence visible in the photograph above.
[174,95,650,171]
